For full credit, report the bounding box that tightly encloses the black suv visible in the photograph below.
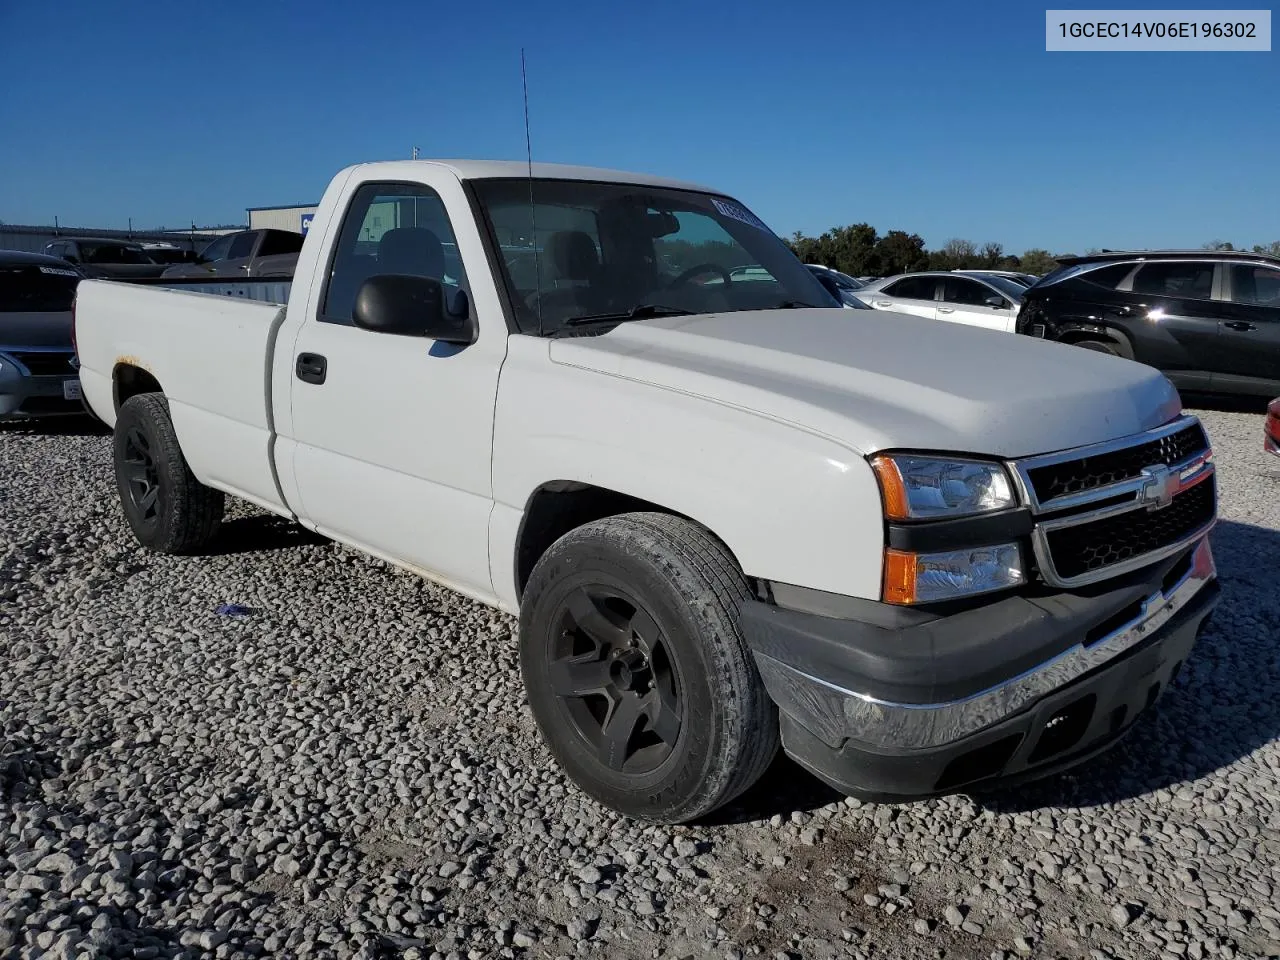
[1016,250,1280,397]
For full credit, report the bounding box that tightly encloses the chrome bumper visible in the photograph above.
[752,537,1217,751]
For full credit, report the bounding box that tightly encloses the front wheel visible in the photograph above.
[519,513,779,823]
[112,393,224,554]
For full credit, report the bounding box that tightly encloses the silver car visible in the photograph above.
[855,270,1026,333]
[0,251,84,420]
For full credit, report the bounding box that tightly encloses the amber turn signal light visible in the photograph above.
[882,549,919,605]
[869,455,910,520]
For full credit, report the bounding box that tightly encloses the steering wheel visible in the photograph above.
[668,263,732,288]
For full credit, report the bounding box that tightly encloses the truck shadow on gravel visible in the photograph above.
[978,519,1280,813]
[0,414,109,437]
[207,515,329,556]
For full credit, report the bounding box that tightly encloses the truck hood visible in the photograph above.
[548,308,1182,458]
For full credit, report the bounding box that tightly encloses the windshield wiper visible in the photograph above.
[565,303,693,326]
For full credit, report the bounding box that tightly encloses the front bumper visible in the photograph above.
[0,361,82,420]
[741,537,1219,800]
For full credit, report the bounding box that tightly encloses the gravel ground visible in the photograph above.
[3,406,1279,960]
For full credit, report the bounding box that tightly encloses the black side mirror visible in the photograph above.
[352,274,477,344]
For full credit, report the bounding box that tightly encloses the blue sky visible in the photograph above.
[0,1,1276,253]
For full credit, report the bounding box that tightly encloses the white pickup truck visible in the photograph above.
[74,159,1221,823]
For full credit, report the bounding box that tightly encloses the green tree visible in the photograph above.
[1020,249,1059,275]
[873,230,928,275]
[1204,240,1234,251]
[1251,241,1280,256]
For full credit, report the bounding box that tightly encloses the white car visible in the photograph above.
[856,270,1027,332]
[73,159,1220,824]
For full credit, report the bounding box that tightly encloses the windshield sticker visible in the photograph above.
[711,198,770,232]
[38,266,80,277]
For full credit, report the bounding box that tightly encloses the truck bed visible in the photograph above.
[126,275,293,306]
[74,278,293,517]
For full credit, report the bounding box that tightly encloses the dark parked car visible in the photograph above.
[42,238,168,280]
[0,250,84,420]
[1017,249,1280,397]
[138,242,202,265]
[161,228,303,279]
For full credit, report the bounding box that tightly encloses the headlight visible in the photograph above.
[883,544,1025,605]
[870,454,1016,520]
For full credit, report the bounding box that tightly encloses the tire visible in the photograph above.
[519,512,779,823]
[112,393,224,554]
[1075,339,1121,356]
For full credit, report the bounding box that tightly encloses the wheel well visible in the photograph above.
[514,483,681,599]
[113,364,163,412]
[1059,327,1134,359]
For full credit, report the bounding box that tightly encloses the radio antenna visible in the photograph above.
[522,48,543,336]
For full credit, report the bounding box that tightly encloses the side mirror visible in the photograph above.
[64,254,79,264]
[352,274,477,344]
[645,211,680,238]
[984,295,1007,309]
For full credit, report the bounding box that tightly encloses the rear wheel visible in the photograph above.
[519,512,779,823]
[113,393,224,554]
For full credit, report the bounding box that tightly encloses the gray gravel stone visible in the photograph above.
[1,406,1278,960]
[1112,904,1138,928]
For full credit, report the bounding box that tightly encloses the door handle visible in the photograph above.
[296,352,327,385]
[1224,320,1256,332]
[938,306,955,314]
[873,300,892,308]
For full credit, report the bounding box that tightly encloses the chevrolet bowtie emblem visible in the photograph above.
[1138,464,1179,510]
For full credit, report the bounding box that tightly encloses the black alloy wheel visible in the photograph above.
[121,424,162,525]
[546,584,684,774]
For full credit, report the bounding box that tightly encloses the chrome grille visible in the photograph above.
[1009,416,1216,588]
[1025,419,1207,506]
[1043,476,1216,581]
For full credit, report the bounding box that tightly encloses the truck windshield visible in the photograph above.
[471,178,838,335]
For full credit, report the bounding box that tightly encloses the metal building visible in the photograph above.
[246,204,318,236]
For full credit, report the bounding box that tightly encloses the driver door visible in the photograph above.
[284,175,506,601]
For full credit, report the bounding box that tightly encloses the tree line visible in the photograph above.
[783,225,1280,279]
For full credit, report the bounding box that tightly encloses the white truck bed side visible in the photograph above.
[76,280,293,516]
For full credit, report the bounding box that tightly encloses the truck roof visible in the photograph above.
[351,159,718,194]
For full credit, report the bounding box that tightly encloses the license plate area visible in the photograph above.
[63,379,82,400]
